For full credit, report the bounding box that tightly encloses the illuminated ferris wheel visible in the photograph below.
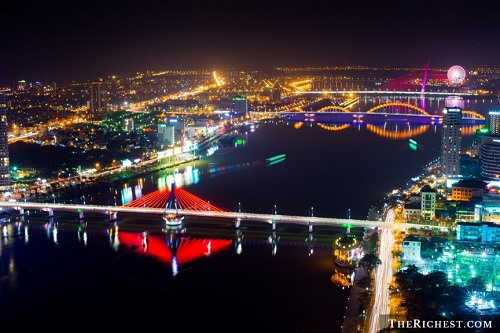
[447,65,466,85]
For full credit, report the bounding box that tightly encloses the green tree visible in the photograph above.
[466,276,486,293]
[359,253,381,274]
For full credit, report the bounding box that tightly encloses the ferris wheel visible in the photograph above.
[447,65,466,84]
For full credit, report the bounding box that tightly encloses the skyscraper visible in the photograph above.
[420,184,436,221]
[157,123,175,148]
[0,93,10,191]
[232,95,248,116]
[480,135,500,180]
[489,110,500,135]
[440,96,463,178]
[89,80,107,122]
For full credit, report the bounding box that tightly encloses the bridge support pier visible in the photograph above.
[308,224,313,233]
[47,208,54,218]
[17,208,25,215]
[78,211,84,220]
[272,220,276,231]
[234,218,241,229]
[109,212,117,221]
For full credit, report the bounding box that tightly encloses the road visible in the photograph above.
[367,209,396,332]
[0,201,444,232]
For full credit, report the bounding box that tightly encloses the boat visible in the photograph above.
[265,154,286,166]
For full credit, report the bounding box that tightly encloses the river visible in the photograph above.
[0,96,498,332]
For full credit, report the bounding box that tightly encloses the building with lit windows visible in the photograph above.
[451,179,487,201]
[0,93,10,191]
[420,185,436,221]
[232,95,248,115]
[122,118,134,132]
[402,235,421,261]
[157,123,175,148]
[488,111,500,135]
[456,222,500,243]
[89,80,107,122]
[480,135,500,180]
[470,128,489,158]
[440,96,463,177]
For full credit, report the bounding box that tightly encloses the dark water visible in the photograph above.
[1,97,498,332]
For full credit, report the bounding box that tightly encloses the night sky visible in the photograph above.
[1,0,499,85]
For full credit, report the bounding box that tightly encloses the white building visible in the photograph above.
[402,235,421,261]
[157,123,175,148]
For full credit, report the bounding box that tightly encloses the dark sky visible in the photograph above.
[1,0,499,85]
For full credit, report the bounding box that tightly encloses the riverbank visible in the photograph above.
[341,264,368,333]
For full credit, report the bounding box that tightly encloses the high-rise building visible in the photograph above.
[480,135,500,180]
[489,111,500,135]
[420,185,436,221]
[157,123,175,148]
[232,95,248,115]
[272,87,281,104]
[0,93,10,191]
[122,118,134,132]
[89,80,107,122]
[471,127,489,158]
[440,96,463,177]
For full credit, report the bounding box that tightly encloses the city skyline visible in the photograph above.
[1,0,500,86]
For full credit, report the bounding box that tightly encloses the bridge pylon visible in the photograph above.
[163,183,184,225]
[165,183,181,210]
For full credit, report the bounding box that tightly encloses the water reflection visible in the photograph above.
[108,225,120,250]
[122,166,201,205]
[117,230,232,276]
[77,221,87,245]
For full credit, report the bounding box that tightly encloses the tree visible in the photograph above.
[357,275,373,291]
[408,227,418,234]
[359,253,381,274]
[466,276,486,293]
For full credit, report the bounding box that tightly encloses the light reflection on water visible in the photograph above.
[0,218,354,332]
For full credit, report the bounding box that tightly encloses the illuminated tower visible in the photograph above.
[0,93,10,191]
[440,96,463,178]
[89,80,107,122]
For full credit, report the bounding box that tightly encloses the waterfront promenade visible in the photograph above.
[341,265,368,333]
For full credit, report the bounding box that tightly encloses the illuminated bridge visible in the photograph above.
[283,103,485,120]
[295,90,479,96]
[0,186,448,232]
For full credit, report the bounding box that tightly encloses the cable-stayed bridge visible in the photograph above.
[0,186,448,232]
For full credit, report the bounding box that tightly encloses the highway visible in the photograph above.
[367,209,396,333]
